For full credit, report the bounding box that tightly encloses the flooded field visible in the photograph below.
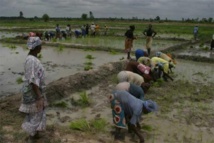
[0,26,214,143]
[0,44,126,96]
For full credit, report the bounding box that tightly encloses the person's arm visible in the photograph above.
[152,30,157,38]
[143,30,147,36]
[31,83,44,111]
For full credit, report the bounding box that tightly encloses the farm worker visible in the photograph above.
[135,49,148,61]
[137,56,152,67]
[90,23,96,36]
[125,61,153,83]
[115,82,145,100]
[29,32,36,37]
[104,25,108,35]
[124,25,137,59]
[19,37,48,142]
[155,51,176,66]
[151,57,169,74]
[117,71,150,93]
[109,90,158,143]
[66,24,71,37]
[143,24,157,56]
[55,24,61,39]
[193,26,199,40]
[211,34,214,50]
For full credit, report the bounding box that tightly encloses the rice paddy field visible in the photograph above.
[0,19,214,143]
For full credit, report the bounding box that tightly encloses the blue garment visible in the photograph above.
[135,49,146,60]
[129,83,144,101]
[113,90,144,125]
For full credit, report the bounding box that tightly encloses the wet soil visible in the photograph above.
[0,32,214,143]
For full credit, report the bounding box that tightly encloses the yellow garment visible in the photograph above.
[151,57,169,73]
[137,57,151,67]
[146,37,153,49]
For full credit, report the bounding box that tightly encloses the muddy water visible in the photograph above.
[0,44,125,96]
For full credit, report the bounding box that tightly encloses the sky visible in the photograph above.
[0,0,213,20]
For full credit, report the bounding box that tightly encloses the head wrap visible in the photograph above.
[27,37,42,50]
[156,52,161,57]
[143,100,158,113]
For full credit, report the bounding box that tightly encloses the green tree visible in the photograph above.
[81,13,88,20]
[42,14,49,22]
[19,11,23,18]
[155,16,160,21]
[89,11,94,19]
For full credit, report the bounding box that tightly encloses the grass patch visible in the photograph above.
[70,118,107,132]
[8,45,17,50]
[152,79,164,87]
[141,124,153,132]
[85,54,95,60]
[57,45,65,52]
[84,61,93,66]
[16,77,23,84]
[109,50,119,55]
[70,118,90,131]
[84,65,93,71]
[79,91,90,106]
[52,101,68,108]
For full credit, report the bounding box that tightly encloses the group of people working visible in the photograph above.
[110,49,176,142]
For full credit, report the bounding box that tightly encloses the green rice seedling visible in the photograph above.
[152,79,163,87]
[78,91,90,106]
[84,65,93,71]
[199,43,204,47]
[8,45,17,50]
[109,50,119,55]
[84,61,93,66]
[83,48,95,52]
[69,118,90,131]
[16,77,23,84]
[111,74,118,83]
[52,101,68,108]
[85,54,95,60]
[57,45,64,52]
[15,52,19,54]
[141,124,153,132]
[90,118,107,132]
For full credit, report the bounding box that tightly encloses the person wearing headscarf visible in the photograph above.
[124,25,136,59]
[109,90,158,143]
[117,71,150,93]
[143,24,157,56]
[115,82,145,101]
[135,49,148,61]
[19,37,47,142]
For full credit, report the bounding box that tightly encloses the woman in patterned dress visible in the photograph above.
[19,37,47,142]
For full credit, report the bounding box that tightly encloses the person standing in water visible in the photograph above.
[143,24,157,56]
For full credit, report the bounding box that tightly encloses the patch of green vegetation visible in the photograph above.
[71,91,91,107]
[109,50,119,55]
[79,91,90,106]
[52,101,68,108]
[85,54,95,60]
[90,118,108,132]
[111,74,118,84]
[70,118,90,131]
[57,45,64,52]
[152,79,164,87]
[70,118,107,132]
[84,65,93,71]
[16,77,23,84]
[83,48,95,51]
[8,45,17,50]
[141,124,153,132]
[84,61,93,66]
[52,38,57,42]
